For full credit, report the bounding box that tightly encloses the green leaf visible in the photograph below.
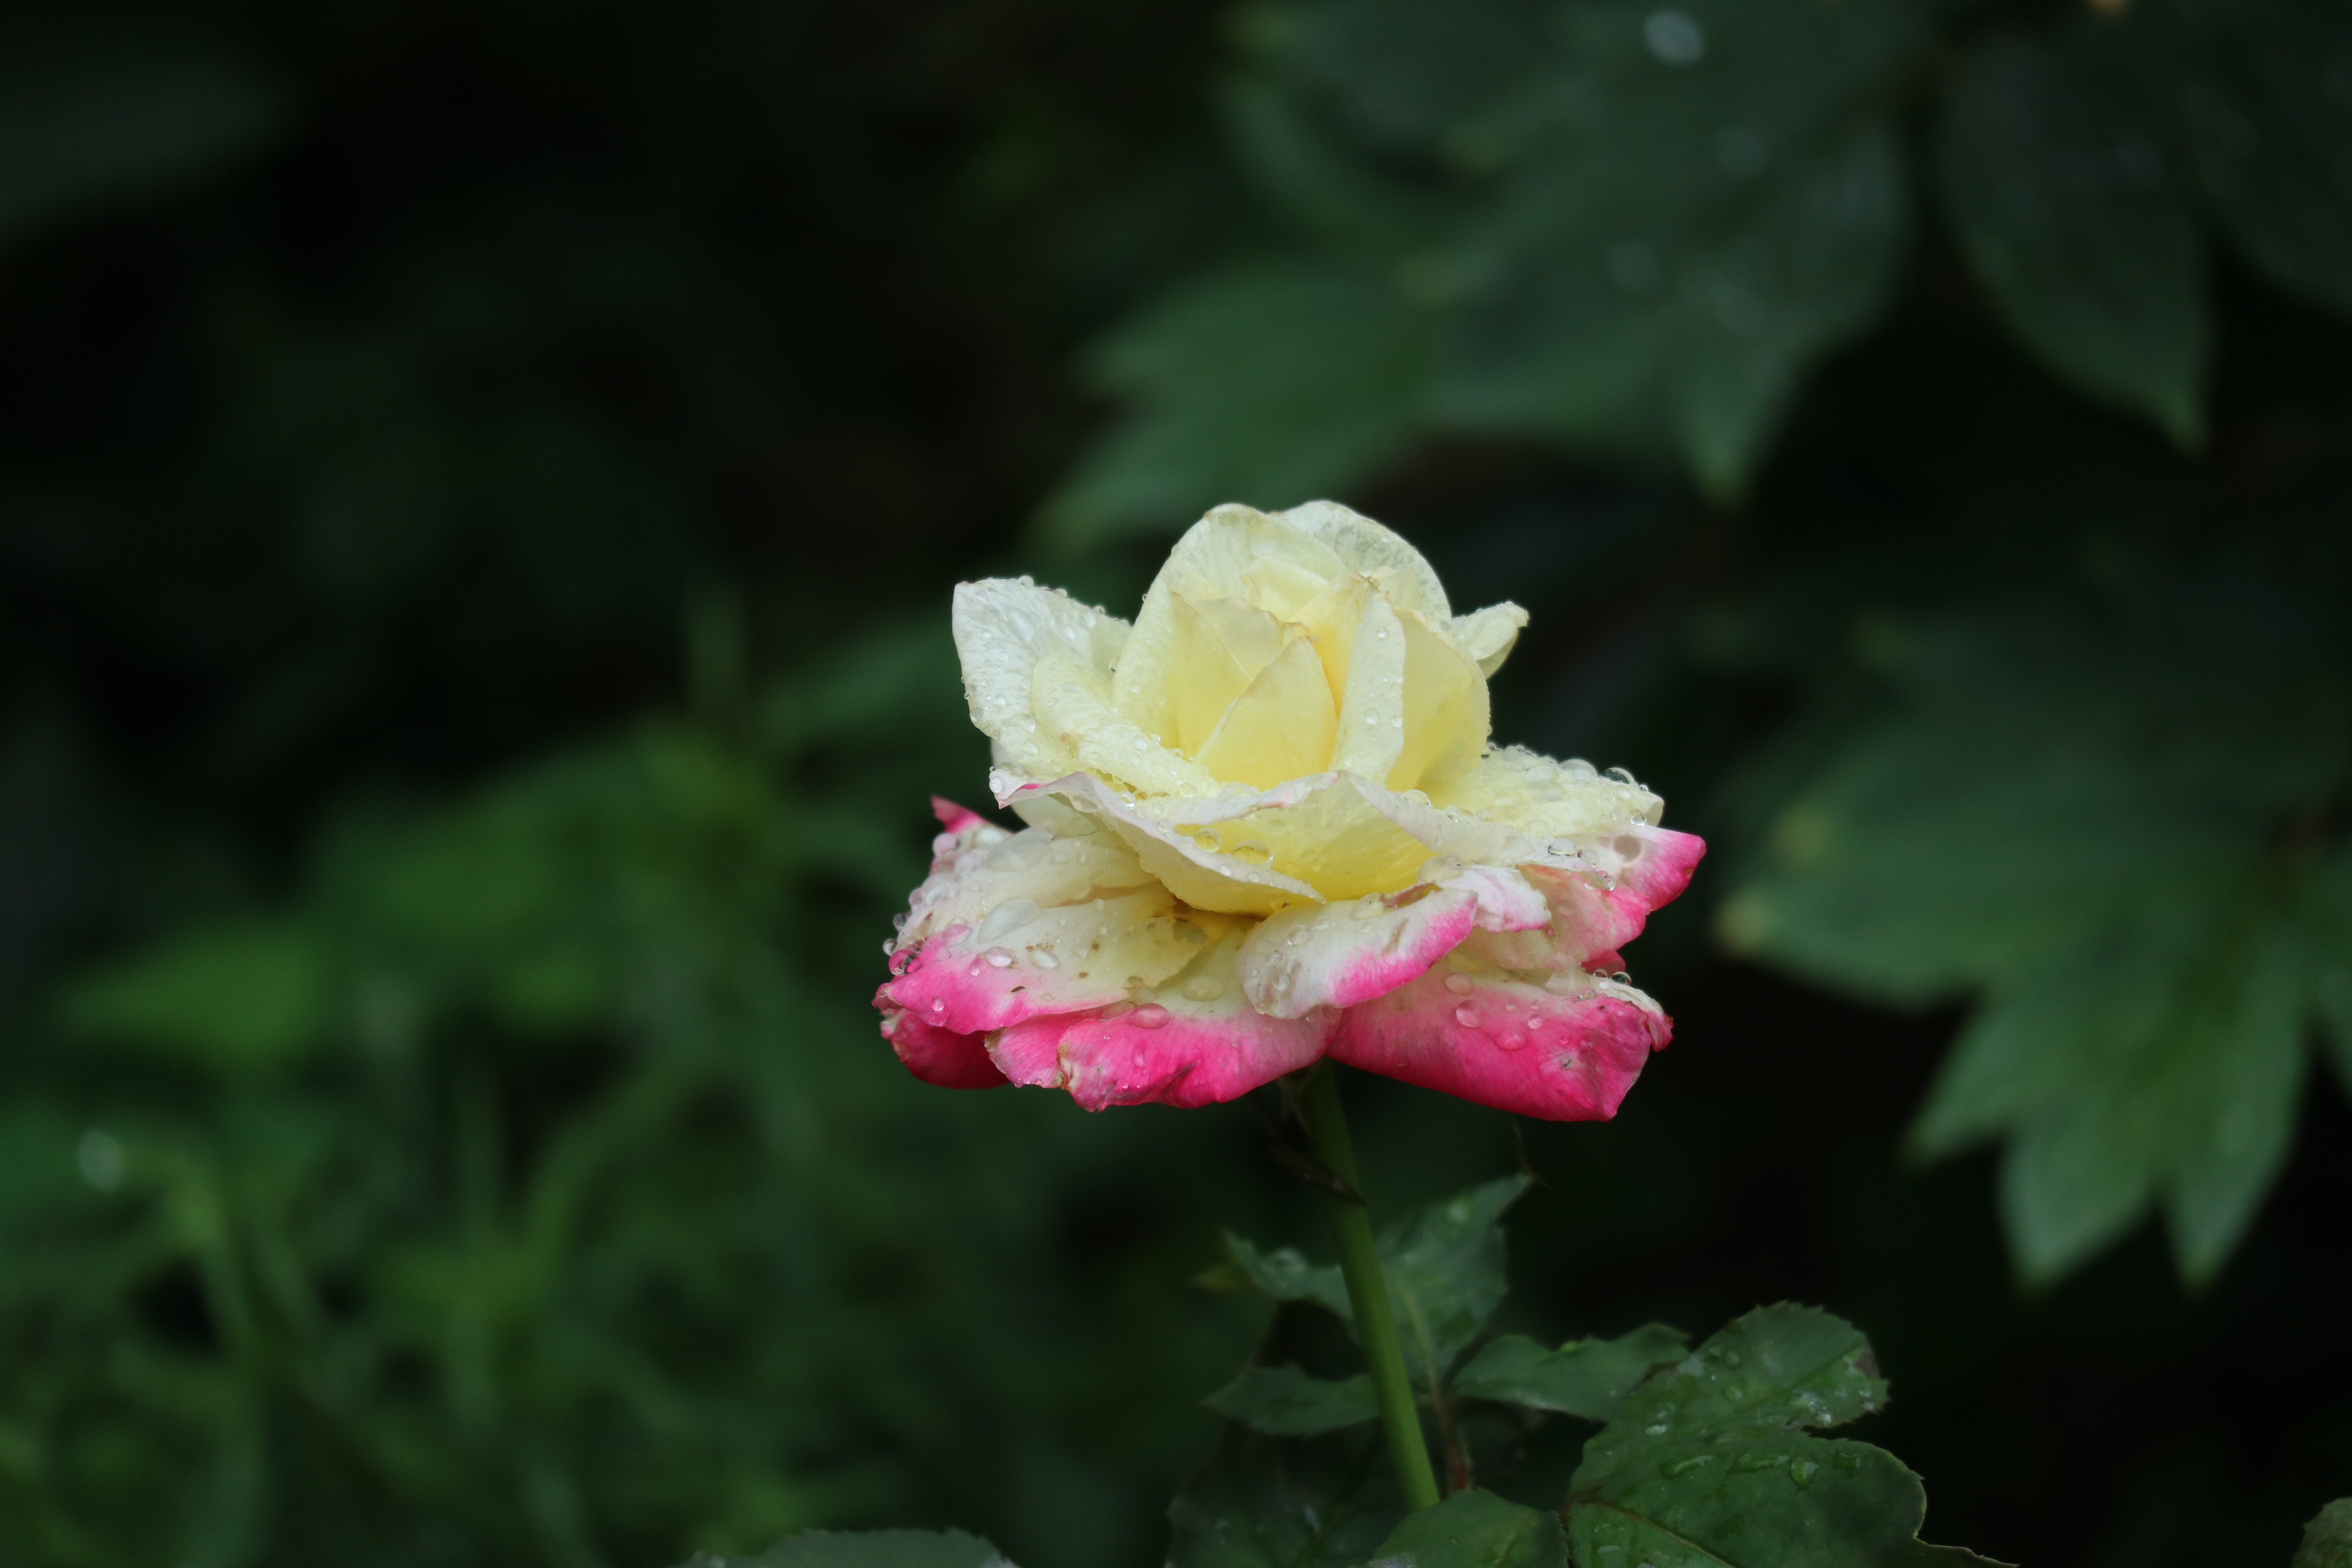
[1036,259,1440,550]
[673,1530,1013,1568]
[1360,1488,1565,1568]
[2296,1499,2352,1568]
[0,42,285,245]
[1937,30,2207,442]
[1167,1426,1404,1568]
[60,920,330,1073]
[1221,1176,1529,1382]
[1203,1365,1379,1436]
[1565,1307,1997,1568]
[2158,0,2352,321]
[1720,601,2352,1283]
[1454,1325,1691,1421]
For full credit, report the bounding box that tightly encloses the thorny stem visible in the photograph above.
[1299,1065,1443,1512]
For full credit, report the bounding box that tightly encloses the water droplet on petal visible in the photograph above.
[1032,950,1059,969]
[1130,1004,1170,1029]
[1498,1032,1527,1051]
[983,948,1016,968]
[1182,973,1225,1001]
[1526,1014,1547,1031]
[929,998,947,1014]
[1454,1006,1482,1028]
[1444,973,1475,995]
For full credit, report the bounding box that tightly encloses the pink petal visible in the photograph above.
[931,796,990,835]
[1473,827,1708,974]
[1234,865,1548,1018]
[987,934,1331,1109]
[1329,965,1670,1122]
[877,994,1008,1089]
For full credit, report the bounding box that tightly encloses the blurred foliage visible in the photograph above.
[1,0,2350,1566]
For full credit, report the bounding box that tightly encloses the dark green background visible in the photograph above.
[2,1,2347,1566]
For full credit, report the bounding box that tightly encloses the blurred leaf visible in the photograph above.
[1361,1487,1564,1568]
[1221,1175,1528,1381]
[1564,1306,1995,1568]
[1453,1324,1690,1421]
[60,920,328,1072]
[0,41,284,244]
[2297,1501,2352,1568]
[1202,1365,1377,1436]
[1038,259,1439,548]
[1938,31,2206,443]
[2155,0,2352,321]
[676,1529,1014,1567]
[1721,592,2352,1283]
[1165,1425,1403,1568]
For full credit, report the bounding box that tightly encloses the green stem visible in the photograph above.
[1299,1065,1441,1512]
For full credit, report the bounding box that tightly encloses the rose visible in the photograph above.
[876,501,1704,1118]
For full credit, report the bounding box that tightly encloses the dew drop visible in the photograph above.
[1454,1006,1483,1028]
[929,998,946,1014]
[1182,973,1225,1001]
[1351,899,1387,920]
[941,922,971,942]
[1732,1452,1783,1474]
[1790,1459,1820,1489]
[1130,1004,1170,1029]
[1230,841,1274,865]
[1612,971,1632,984]
[1444,973,1475,995]
[983,947,1016,968]
[1498,1032,1527,1051]
[1031,950,1060,969]
[1833,1450,1863,1472]
[1526,1015,1547,1031]
[1662,1454,1717,1479]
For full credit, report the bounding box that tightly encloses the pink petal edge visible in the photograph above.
[876,990,1009,1089]
[1328,964,1670,1122]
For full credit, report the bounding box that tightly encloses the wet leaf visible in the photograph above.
[1454,1324,1690,1422]
[1361,1487,1564,1568]
[1167,1426,1404,1568]
[1564,1307,1998,1568]
[2296,1499,2352,1568]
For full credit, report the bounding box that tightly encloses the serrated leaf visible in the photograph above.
[1361,1488,1565,1568]
[1454,1325,1690,1421]
[0,42,285,245]
[673,1531,1012,1568]
[1721,598,2352,1283]
[1168,1426,1405,1568]
[1565,1308,1998,1568]
[1937,30,2207,442]
[1221,1176,1529,1382]
[1203,1365,1379,1436]
[2296,1499,2352,1568]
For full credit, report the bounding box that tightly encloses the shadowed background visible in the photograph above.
[2,1,2348,1565]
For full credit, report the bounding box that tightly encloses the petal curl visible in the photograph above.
[1236,864,1550,1018]
[952,579,1130,781]
[988,930,1330,1109]
[1468,827,1708,973]
[877,997,1007,1089]
[1329,965,1671,1121]
[1429,746,1664,839]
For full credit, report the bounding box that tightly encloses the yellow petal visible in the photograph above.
[1330,591,1406,782]
[1452,602,1530,676]
[952,579,1131,780]
[1193,635,1339,788]
[1169,590,1285,753]
[1274,501,1452,619]
[1426,745,1664,839]
[1031,650,1222,798]
[1389,608,1489,793]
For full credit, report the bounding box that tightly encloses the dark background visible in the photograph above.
[1,2,2347,1566]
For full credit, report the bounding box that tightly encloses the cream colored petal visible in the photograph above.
[1114,505,1347,739]
[1032,650,1223,798]
[1287,572,1373,702]
[1273,500,1452,620]
[897,820,1158,950]
[1193,634,1339,788]
[1007,770,1322,916]
[953,579,1130,780]
[1169,590,1285,753]
[1451,602,1530,677]
[1427,746,1666,840]
[1389,607,1490,793]
[1155,771,1531,902]
[1330,592,1406,782]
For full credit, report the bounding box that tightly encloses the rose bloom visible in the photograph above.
[875,502,1703,1118]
